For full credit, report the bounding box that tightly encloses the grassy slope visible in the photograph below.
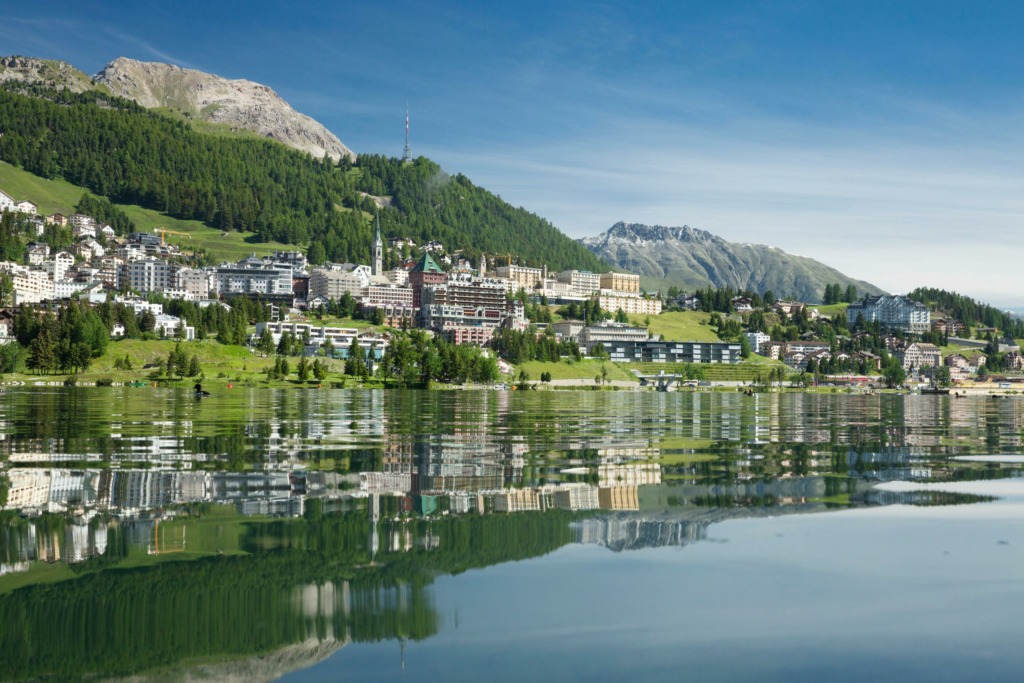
[517,360,636,382]
[627,311,721,342]
[0,161,297,261]
[0,160,83,214]
[813,303,849,319]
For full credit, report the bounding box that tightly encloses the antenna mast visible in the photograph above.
[402,105,412,162]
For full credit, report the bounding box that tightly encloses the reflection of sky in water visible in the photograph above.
[290,499,1024,682]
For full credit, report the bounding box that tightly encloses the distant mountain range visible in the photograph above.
[581,222,884,302]
[0,55,353,160]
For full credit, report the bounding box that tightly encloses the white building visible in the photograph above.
[11,267,54,304]
[121,257,179,294]
[598,293,662,316]
[846,295,931,334]
[746,331,771,354]
[557,270,601,296]
[212,261,292,299]
[15,200,37,215]
[43,252,75,283]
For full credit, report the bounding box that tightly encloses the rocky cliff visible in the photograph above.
[581,222,883,302]
[0,55,97,92]
[95,57,354,161]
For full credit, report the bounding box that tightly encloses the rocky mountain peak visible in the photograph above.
[580,221,883,302]
[95,57,354,161]
[581,221,726,250]
[0,55,96,92]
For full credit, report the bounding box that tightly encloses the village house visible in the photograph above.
[898,342,941,372]
[72,223,97,240]
[25,242,50,266]
[774,300,805,316]
[852,350,882,371]
[1005,351,1024,371]
[15,200,37,215]
[732,296,754,313]
[931,317,964,336]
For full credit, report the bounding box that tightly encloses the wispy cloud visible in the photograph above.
[99,27,199,69]
[427,102,1024,301]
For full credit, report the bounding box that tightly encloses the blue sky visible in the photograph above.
[5,1,1024,304]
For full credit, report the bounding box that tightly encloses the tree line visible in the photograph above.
[908,287,1024,338]
[0,87,607,272]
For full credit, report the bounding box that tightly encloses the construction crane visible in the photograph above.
[153,227,193,245]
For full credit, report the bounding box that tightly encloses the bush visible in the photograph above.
[95,377,114,387]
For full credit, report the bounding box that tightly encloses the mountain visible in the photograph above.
[0,55,98,93]
[95,57,353,161]
[581,222,883,302]
[0,74,604,271]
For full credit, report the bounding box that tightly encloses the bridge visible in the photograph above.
[631,369,686,392]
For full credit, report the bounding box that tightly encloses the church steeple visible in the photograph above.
[373,214,383,276]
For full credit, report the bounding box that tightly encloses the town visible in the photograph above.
[0,185,1020,391]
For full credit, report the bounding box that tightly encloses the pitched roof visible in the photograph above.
[411,252,443,274]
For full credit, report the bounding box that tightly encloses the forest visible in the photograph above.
[908,287,1024,338]
[0,86,606,271]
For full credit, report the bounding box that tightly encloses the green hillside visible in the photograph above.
[0,86,606,271]
[0,160,288,261]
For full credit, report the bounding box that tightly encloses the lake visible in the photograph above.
[1,387,1022,681]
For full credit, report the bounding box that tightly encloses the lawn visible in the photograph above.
[813,303,849,319]
[0,160,86,215]
[628,311,721,342]
[517,359,637,382]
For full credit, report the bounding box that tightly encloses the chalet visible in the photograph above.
[679,294,701,310]
[732,296,754,313]
[46,213,67,226]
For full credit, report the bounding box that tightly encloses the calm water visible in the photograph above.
[1,388,1022,681]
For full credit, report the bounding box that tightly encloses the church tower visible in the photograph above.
[373,214,383,276]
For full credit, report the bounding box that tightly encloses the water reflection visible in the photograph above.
[0,389,1023,680]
